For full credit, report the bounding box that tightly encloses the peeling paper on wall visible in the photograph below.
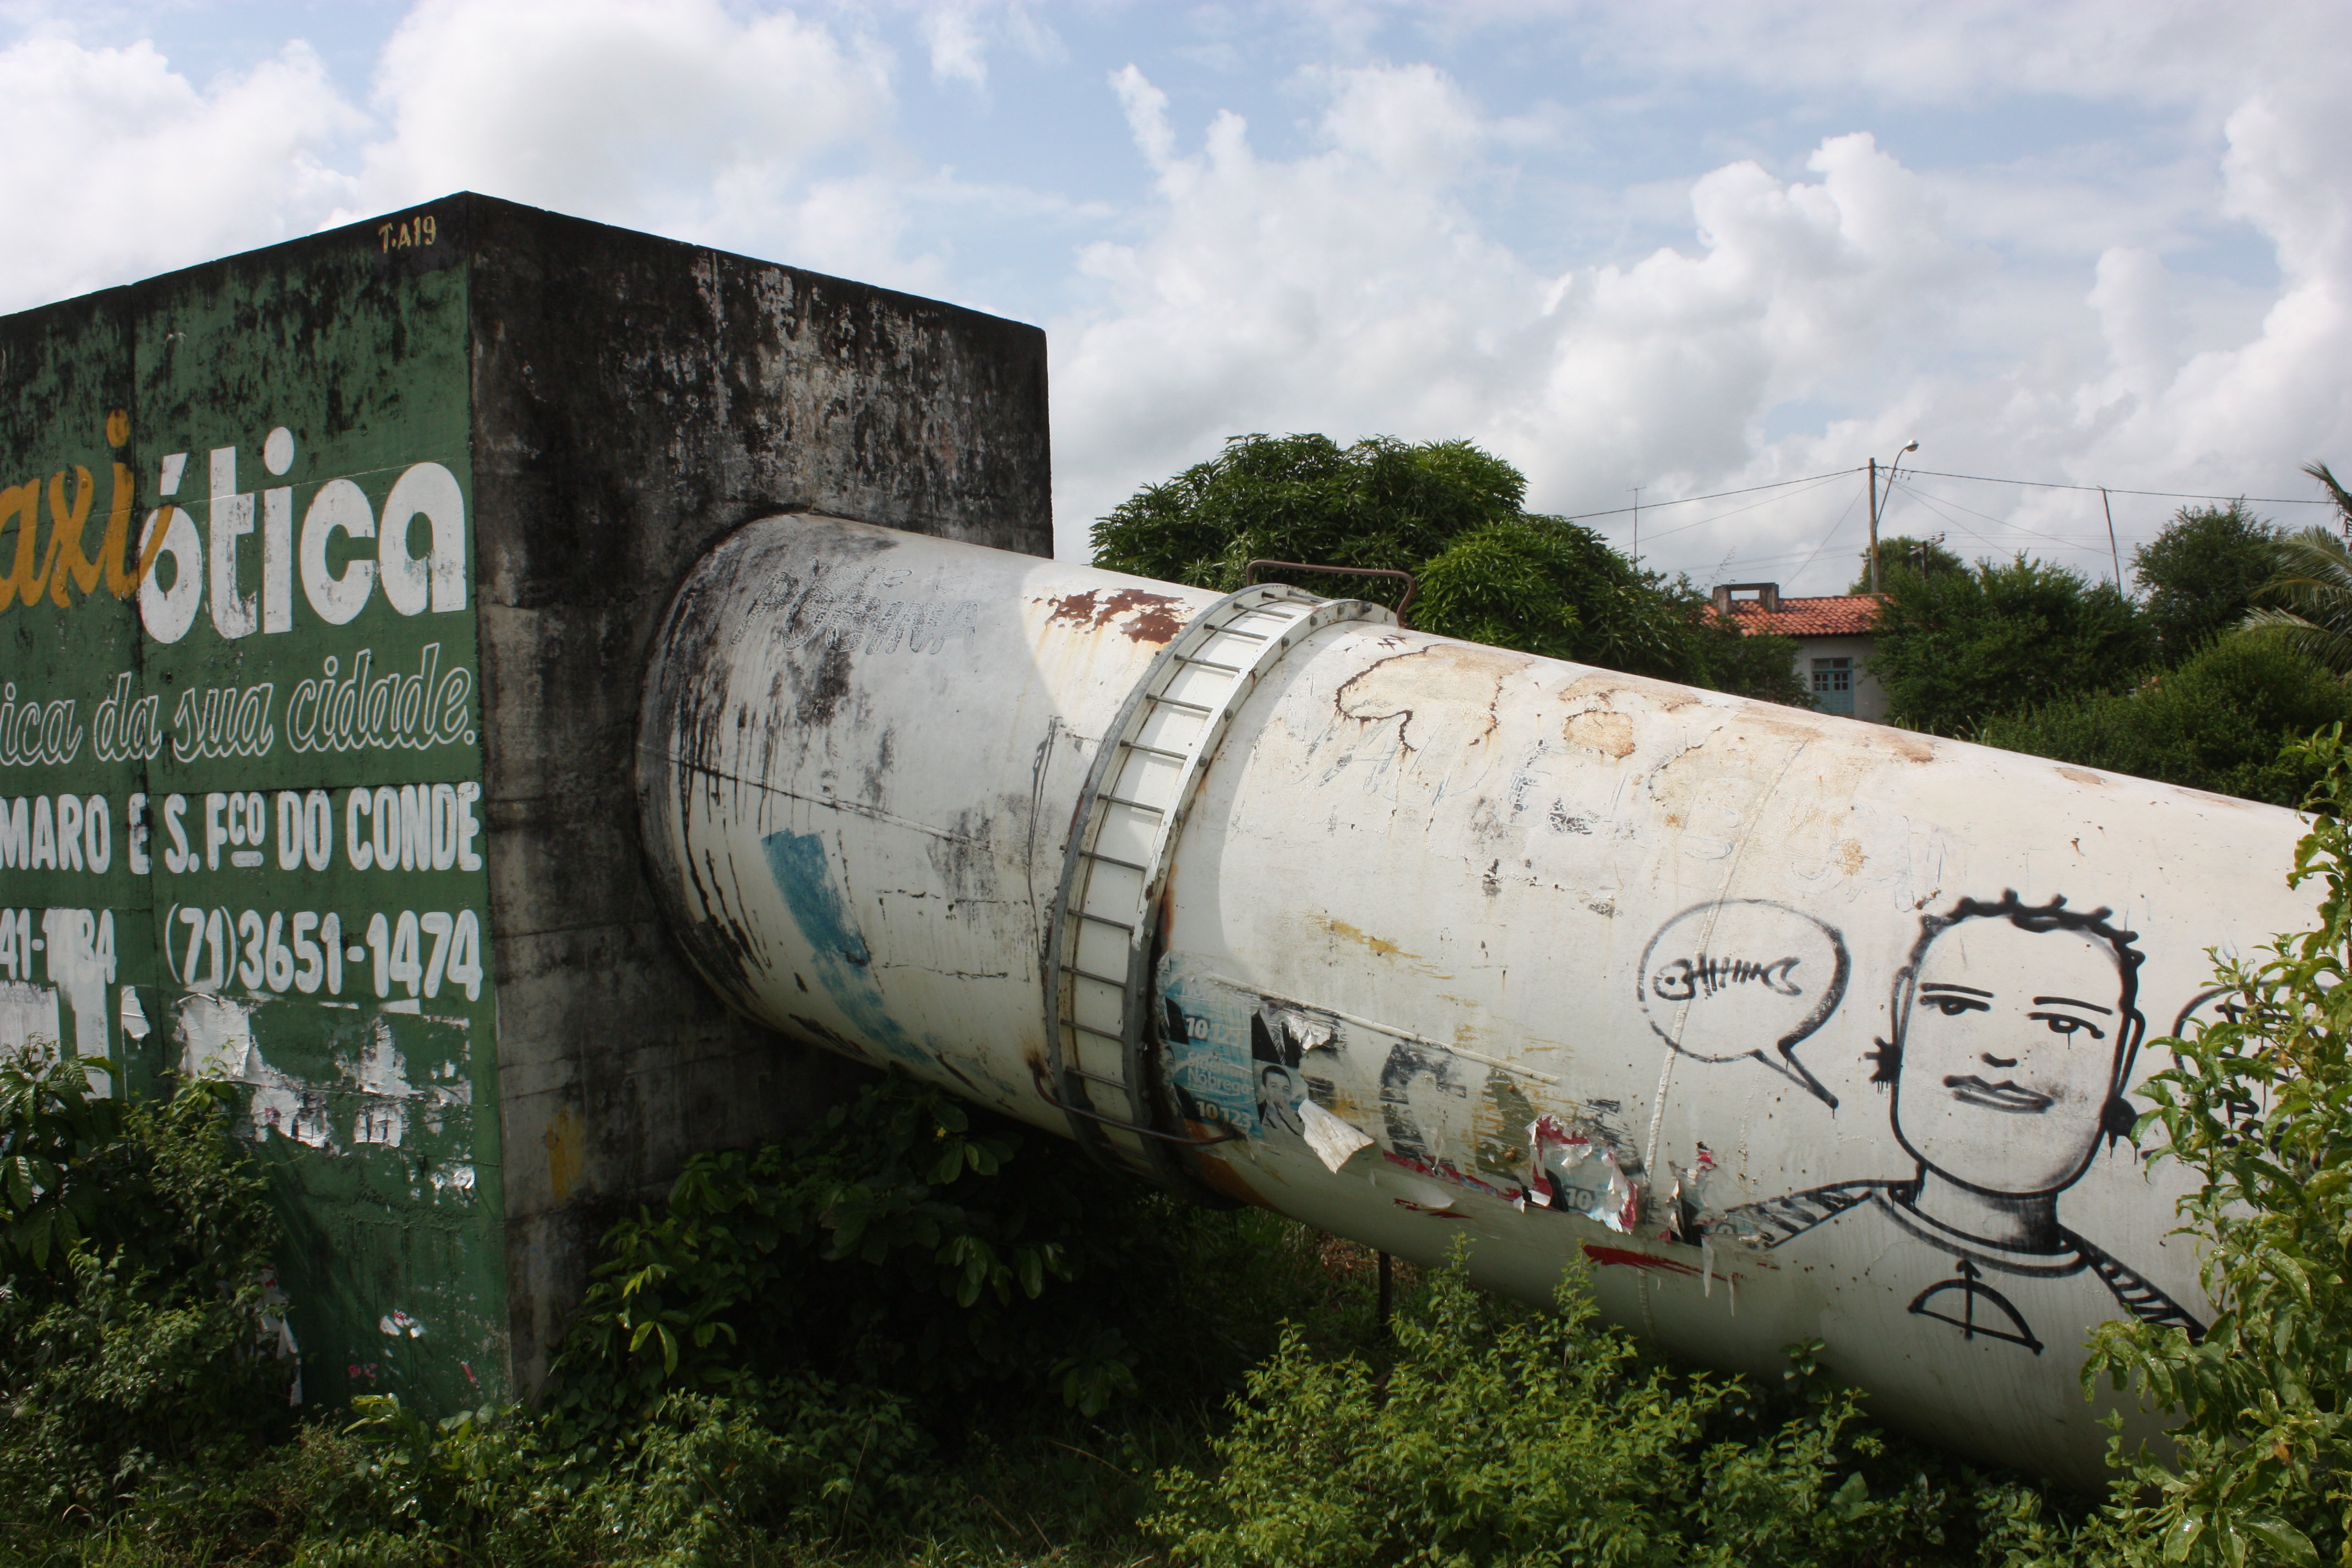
[1663,1145,1760,1310]
[1528,1114,1637,1233]
[1661,1145,1719,1244]
[1299,1098,1375,1172]
[1272,1008,1335,1055]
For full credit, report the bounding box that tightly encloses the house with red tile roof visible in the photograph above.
[1712,582,1887,720]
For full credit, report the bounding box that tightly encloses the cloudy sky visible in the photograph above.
[6,1,2348,588]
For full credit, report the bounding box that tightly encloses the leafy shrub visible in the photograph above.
[546,1073,1179,1446]
[0,1047,289,1518]
[280,1383,928,1566]
[1850,533,1968,591]
[1869,553,2152,734]
[1974,634,2352,805]
[2078,725,2352,1567]
[1148,1246,1960,1568]
[2131,502,2280,662]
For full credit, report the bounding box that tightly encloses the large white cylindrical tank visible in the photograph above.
[639,514,2312,1487]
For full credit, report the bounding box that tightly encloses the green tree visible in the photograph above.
[1849,533,1964,591]
[2241,462,2352,674]
[1092,433,1808,703]
[2132,502,2279,660]
[1866,554,2152,734]
[1974,634,2352,805]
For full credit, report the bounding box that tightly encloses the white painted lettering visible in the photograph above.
[377,462,466,616]
[127,793,148,875]
[138,505,202,644]
[300,478,375,625]
[347,788,373,870]
[162,794,190,873]
[204,791,227,871]
[83,795,107,874]
[207,448,256,639]
[455,781,481,871]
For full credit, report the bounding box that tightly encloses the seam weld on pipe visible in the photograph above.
[637,512,2318,1490]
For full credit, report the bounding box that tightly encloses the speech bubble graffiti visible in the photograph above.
[1637,899,1849,1106]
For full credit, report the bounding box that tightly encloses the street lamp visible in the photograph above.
[1868,439,1919,593]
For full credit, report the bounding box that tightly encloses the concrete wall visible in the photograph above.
[0,195,1055,1407]
[457,195,1054,1391]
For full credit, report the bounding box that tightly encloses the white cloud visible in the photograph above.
[922,4,989,86]
[350,0,898,256]
[0,35,361,312]
[8,1,2349,592]
[1054,62,1540,546]
[1049,42,2352,586]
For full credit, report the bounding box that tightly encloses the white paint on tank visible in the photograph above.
[639,514,2316,1489]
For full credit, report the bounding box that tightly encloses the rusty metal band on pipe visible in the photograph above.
[638,511,2318,1490]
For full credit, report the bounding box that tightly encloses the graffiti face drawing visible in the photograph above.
[1892,915,2138,1201]
[1729,892,2201,1355]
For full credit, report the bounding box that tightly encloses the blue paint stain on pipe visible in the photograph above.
[760,829,920,1061]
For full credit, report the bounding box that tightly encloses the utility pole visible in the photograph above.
[1867,460,1880,593]
[2100,487,2124,589]
[1868,440,1919,594]
[1630,486,1643,569]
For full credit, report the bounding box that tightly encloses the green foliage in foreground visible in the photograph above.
[2078,724,2352,1568]
[0,1047,291,1520]
[1091,432,1810,704]
[1151,1253,1983,1568]
[1974,634,2352,805]
[545,1075,1165,1440]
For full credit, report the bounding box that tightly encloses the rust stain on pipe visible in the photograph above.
[1040,587,1190,645]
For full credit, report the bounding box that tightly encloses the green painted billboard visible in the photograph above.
[2,212,504,1410]
[2,192,1053,1415]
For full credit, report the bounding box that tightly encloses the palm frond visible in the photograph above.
[2239,606,2352,677]
[2304,461,2352,526]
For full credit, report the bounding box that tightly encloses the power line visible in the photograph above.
[1637,471,1854,545]
[1784,488,1865,584]
[1898,467,2331,508]
[1887,477,2098,556]
[1559,463,2334,532]
[1558,467,1861,523]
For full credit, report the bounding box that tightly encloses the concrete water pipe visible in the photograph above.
[637,512,2310,1488]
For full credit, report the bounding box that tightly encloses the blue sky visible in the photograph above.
[6,1,2347,585]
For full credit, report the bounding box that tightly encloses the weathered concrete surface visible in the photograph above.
[459,196,1053,1391]
[0,194,1053,1404]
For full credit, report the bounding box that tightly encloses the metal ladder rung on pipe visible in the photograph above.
[1043,582,1395,1189]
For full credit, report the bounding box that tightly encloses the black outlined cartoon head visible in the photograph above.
[1876,892,2144,1197]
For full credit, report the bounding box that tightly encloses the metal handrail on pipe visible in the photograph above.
[1244,560,1415,629]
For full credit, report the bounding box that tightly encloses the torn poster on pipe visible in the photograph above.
[1300,1098,1375,1173]
[1528,1113,1638,1233]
